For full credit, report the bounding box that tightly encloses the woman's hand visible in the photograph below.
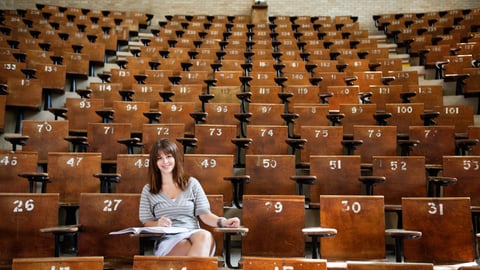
[220,217,241,228]
[157,216,172,227]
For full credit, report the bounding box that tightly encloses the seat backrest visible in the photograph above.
[0,150,38,192]
[194,124,237,155]
[402,197,475,264]
[6,76,43,110]
[407,85,444,111]
[244,154,297,196]
[386,103,425,135]
[65,98,104,134]
[246,125,289,155]
[88,82,123,108]
[183,154,234,206]
[0,193,59,259]
[319,195,386,260]
[47,152,101,203]
[299,126,344,165]
[12,256,104,270]
[248,103,285,125]
[408,125,456,166]
[87,122,132,162]
[242,195,305,257]
[371,156,427,206]
[443,155,480,206]
[115,154,149,194]
[339,104,377,136]
[141,123,186,155]
[353,125,398,164]
[112,101,150,134]
[21,120,70,163]
[325,85,360,110]
[157,101,196,135]
[309,155,362,207]
[242,257,327,270]
[133,255,217,270]
[433,105,474,135]
[78,193,142,257]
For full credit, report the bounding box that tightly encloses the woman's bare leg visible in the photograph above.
[187,230,214,257]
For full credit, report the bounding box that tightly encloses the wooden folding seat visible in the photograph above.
[130,82,164,109]
[141,123,186,155]
[88,80,123,108]
[436,54,473,80]
[111,101,150,134]
[204,102,241,126]
[245,125,290,155]
[406,85,444,110]
[324,85,360,111]
[339,104,378,136]
[408,125,456,170]
[0,193,58,259]
[297,126,345,168]
[246,71,278,88]
[347,262,433,270]
[64,193,142,258]
[352,71,389,93]
[242,154,297,197]
[371,156,427,207]
[307,155,362,207]
[193,124,238,155]
[133,256,217,270]
[223,195,305,261]
[399,197,475,264]
[0,150,38,193]
[339,59,371,75]
[242,257,327,270]
[307,59,339,72]
[184,154,234,206]
[368,84,403,111]
[144,68,176,86]
[31,57,67,103]
[17,120,70,164]
[312,195,386,260]
[419,44,451,68]
[248,85,283,104]
[370,58,403,75]
[442,156,480,207]
[211,70,243,88]
[47,152,101,205]
[123,55,151,72]
[5,71,43,128]
[290,104,330,134]
[86,122,132,163]
[247,103,285,126]
[315,72,349,95]
[62,49,90,91]
[167,84,204,110]
[453,42,480,59]
[433,104,474,135]
[0,86,6,133]
[387,70,419,91]
[12,257,104,270]
[114,154,149,193]
[158,101,196,135]
[109,67,142,91]
[384,103,425,136]
[353,125,398,165]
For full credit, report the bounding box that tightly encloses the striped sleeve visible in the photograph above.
[190,177,211,216]
[139,184,155,224]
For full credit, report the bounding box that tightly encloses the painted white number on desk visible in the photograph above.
[265,201,283,213]
[134,158,149,168]
[13,199,35,212]
[262,159,277,168]
[427,202,444,215]
[341,200,361,213]
[156,127,170,136]
[274,266,294,270]
[0,156,17,166]
[209,128,222,136]
[389,160,407,171]
[37,122,53,132]
[79,100,91,109]
[367,129,382,138]
[463,160,480,171]
[201,159,217,168]
[103,199,122,212]
[329,160,342,170]
[66,157,83,167]
[260,129,274,137]
[314,129,329,138]
[103,126,114,134]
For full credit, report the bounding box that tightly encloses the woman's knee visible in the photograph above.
[190,229,214,245]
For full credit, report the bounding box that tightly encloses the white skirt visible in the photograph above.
[154,229,216,256]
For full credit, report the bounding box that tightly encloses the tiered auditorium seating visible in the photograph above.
[1,3,480,270]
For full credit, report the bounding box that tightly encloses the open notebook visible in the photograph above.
[109,226,188,235]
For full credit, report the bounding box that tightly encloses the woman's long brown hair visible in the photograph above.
[148,138,188,193]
